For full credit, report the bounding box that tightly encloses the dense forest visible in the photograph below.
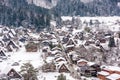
[52,0,120,16]
[0,0,120,30]
[0,0,51,30]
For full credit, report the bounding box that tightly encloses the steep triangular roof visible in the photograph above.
[75,45,88,58]
[7,32,14,38]
[9,29,16,36]
[0,50,6,57]
[7,68,23,79]
[3,34,9,39]
[0,40,4,47]
[66,38,76,46]
[55,57,66,63]
[74,34,80,39]
[66,33,72,38]
[79,45,88,53]
[3,27,9,31]
[7,40,18,48]
[58,63,70,73]
[6,40,19,52]
[52,46,62,51]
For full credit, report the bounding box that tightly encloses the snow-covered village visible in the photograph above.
[0,16,120,80]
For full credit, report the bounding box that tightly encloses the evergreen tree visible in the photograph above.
[57,74,66,80]
[108,36,116,48]
[89,19,93,25]
[84,27,91,33]
[53,0,120,16]
[20,63,38,80]
[0,0,51,29]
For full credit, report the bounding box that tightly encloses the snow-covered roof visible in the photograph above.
[10,29,16,35]
[102,66,120,72]
[0,50,6,57]
[52,46,62,51]
[55,57,66,63]
[66,45,74,48]
[98,71,109,76]
[61,26,69,31]
[106,73,120,80]
[87,62,95,66]
[50,39,58,44]
[111,66,120,71]
[29,33,40,39]
[72,29,83,35]
[4,34,9,39]
[8,32,14,38]
[57,62,69,71]
[7,40,19,49]
[50,21,56,26]
[51,50,61,55]
[66,38,76,46]
[77,59,88,63]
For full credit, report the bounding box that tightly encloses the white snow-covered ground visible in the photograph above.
[61,16,120,23]
[0,44,43,74]
[80,0,94,3]
[61,16,120,32]
[0,46,76,80]
[0,44,76,80]
[38,72,76,80]
[27,0,58,9]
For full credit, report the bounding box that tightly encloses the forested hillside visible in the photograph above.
[0,0,120,30]
[53,0,120,16]
[0,0,51,30]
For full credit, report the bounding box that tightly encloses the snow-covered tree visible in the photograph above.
[57,74,66,80]
[20,63,38,80]
[108,36,116,49]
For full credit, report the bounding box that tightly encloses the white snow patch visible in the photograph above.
[81,0,94,3]
[106,73,120,80]
[38,72,76,80]
[98,71,109,76]
[61,16,73,21]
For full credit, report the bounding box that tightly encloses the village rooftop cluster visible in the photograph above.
[0,16,120,80]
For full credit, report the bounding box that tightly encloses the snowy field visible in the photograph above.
[61,16,120,23]
[38,72,76,80]
[0,45,76,80]
[0,46,43,71]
